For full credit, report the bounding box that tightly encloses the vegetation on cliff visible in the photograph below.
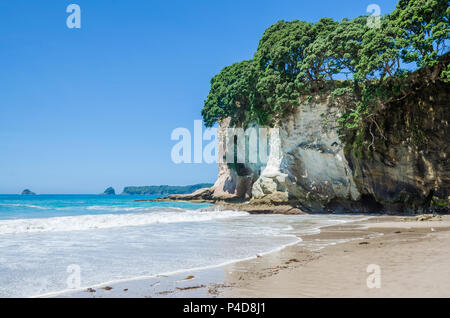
[122,184,214,195]
[201,0,449,131]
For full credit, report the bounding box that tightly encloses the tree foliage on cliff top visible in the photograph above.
[202,0,449,129]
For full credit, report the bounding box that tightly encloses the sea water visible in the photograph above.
[0,194,363,297]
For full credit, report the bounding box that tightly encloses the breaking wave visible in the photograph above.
[0,203,49,210]
[0,210,249,235]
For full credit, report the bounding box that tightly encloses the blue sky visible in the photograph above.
[0,0,398,194]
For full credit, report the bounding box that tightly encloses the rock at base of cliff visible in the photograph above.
[135,187,215,203]
[215,203,307,215]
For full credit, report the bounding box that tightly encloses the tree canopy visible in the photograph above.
[202,0,449,128]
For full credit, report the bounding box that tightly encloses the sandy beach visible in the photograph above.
[220,214,450,298]
[54,214,450,298]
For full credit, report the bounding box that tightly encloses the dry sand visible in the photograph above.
[219,215,450,298]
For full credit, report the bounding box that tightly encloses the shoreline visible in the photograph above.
[39,236,303,299]
[43,213,450,298]
[48,214,369,298]
[49,213,450,298]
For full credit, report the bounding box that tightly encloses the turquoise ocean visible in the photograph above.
[0,194,363,297]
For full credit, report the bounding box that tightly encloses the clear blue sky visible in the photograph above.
[0,0,398,194]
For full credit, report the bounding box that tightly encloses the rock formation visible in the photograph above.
[122,184,214,195]
[205,65,449,214]
[102,187,116,195]
[21,189,36,195]
[152,59,448,214]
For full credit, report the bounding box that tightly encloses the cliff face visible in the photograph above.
[211,117,259,202]
[343,75,450,213]
[210,75,449,214]
[251,95,361,212]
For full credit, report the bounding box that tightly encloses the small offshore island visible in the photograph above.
[21,189,36,195]
[102,187,116,195]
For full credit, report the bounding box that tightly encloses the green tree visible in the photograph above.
[327,17,368,78]
[252,20,315,124]
[301,18,340,85]
[202,60,260,127]
[201,0,449,129]
[255,68,299,123]
[391,0,449,68]
[254,20,313,80]
[357,15,403,81]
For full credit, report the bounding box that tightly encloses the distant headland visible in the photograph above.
[122,184,214,195]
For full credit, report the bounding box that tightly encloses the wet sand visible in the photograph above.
[53,215,450,298]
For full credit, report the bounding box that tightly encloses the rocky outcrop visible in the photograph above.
[209,118,259,202]
[137,187,216,203]
[343,73,450,213]
[250,95,361,212]
[102,187,116,195]
[214,203,307,215]
[148,61,448,214]
[208,94,364,212]
[21,189,36,195]
[122,184,214,195]
[207,68,449,214]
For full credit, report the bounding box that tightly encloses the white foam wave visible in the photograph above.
[85,206,186,213]
[0,210,249,235]
[0,203,49,210]
[86,205,149,212]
